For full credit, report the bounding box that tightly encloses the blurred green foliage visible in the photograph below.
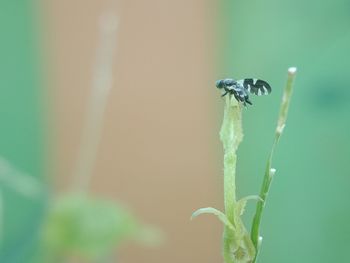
[219,0,350,262]
[36,193,160,262]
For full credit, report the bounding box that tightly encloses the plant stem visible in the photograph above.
[251,67,297,262]
[220,95,243,262]
[220,96,242,222]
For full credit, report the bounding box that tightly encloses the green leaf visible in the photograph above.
[251,67,297,263]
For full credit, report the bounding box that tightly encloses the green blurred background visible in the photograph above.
[0,2,45,262]
[0,0,349,262]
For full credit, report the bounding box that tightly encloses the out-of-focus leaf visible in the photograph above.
[38,193,158,261]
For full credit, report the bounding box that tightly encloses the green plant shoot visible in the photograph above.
[192,67,297,263]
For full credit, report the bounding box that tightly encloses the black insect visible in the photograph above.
[216,78,272,106]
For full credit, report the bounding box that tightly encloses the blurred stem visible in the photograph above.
[73,14,118,192]
[250,67,297,262]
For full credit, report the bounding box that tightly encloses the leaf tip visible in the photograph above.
[288,67,297,76]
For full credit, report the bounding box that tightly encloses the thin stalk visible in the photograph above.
[220,95,243,262]
[251,67,297,262]
[220,96,242,222]
[73,14,118,192]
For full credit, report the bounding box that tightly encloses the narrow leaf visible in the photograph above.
[251,67,297,263]
[236,195,263,216]
[191,207,235,231]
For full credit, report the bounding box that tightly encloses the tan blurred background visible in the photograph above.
[41,1,223,262]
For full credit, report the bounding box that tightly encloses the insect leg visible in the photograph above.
[221,91,229,97]
[245,97,253,105]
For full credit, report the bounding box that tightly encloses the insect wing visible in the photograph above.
[237,79,272,96]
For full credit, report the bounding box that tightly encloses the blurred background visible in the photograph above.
[0,0,349,263]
